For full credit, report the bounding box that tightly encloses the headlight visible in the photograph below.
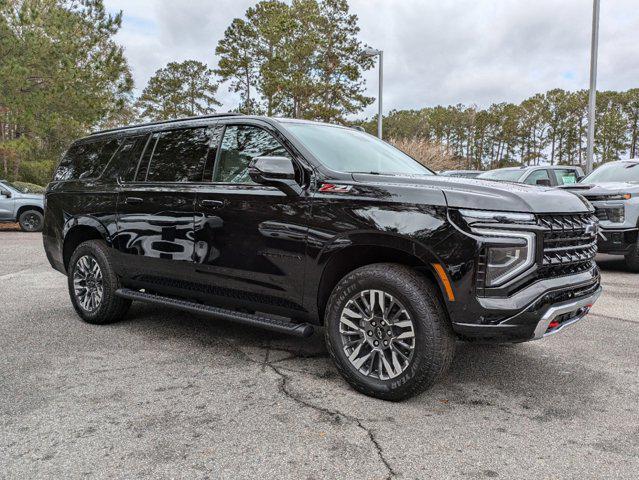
[607,205,625,223]
[474,229,536,287]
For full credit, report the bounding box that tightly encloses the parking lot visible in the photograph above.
[1,230,638,479]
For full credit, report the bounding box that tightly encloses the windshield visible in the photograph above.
[477,169,524,182]
[582,162,639,183]
[285,123,433,176]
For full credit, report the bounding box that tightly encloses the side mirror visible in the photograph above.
[248,156,302,196]
[0,190,11,198]
[536,179,552,187]
[576,175,585,182]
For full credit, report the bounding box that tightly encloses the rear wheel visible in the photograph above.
[67,240,131,324]
[18,209,43,232]
[324,263,455,401]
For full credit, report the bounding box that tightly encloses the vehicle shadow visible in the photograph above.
[596,253,635,273]
[117,302,606,414]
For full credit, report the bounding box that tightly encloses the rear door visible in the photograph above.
[191,122,310,315]
[113,127,214,288]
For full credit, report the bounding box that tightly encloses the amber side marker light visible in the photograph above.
[432,263,455,302]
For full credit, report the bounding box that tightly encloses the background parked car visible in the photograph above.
[438,170,482,179]
[477,165,584,186]
[0,180,45,232]
[561,159,639,270]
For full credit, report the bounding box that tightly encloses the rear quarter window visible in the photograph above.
[54,138,120,181]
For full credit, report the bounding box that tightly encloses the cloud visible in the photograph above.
[104,0,639,118]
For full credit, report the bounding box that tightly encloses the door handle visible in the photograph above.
[125,196,143,205]
[200,199,224,208]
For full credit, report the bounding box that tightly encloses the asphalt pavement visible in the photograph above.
[1,231,638,479]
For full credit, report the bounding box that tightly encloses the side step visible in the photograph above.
[115,288,314,338]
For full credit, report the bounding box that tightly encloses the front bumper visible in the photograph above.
[531,287,601,339]
[597,228,638,255]
[452,269,602,342]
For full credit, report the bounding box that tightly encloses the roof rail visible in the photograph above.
[90,113,244,136]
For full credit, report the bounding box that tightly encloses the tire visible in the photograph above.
[67,240,131,325]
[324,263,456,401]
[624,243,639,272]
[18,209,43,232]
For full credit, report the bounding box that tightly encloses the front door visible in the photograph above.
[0,185,15,220]
[113,127,212,289]
[192,123,310,315]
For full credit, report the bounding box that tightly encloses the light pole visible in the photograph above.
[586,0,601,174]
[364,47,384,139]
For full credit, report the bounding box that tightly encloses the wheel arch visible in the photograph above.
[16,204,44,219]
[314,236,447,323]
[62,217,111,271]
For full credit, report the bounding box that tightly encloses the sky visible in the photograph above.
[103,0,639,119]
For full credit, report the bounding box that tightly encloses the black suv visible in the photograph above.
[43,114,602,400]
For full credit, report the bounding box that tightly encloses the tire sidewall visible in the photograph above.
[325,267,443,398]
[68,241,116,323]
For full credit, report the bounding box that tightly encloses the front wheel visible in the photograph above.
[18,209,43,232]
[67,240,131,324]
[324,263,455,401]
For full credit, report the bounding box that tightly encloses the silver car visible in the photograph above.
[477,165,584,186]
[0,180,45,232]
[562,159,639,270]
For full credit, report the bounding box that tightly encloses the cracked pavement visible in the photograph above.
[1,231,638,479]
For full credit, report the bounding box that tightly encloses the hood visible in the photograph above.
[16,192,44,202]
[560,182,639,198]
[351,173,592,214]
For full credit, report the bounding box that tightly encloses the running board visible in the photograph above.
[115,288,314,338]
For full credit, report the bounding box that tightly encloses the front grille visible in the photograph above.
[537,213,598,278]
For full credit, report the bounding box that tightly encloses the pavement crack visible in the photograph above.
[357,420,397,480]
[265,361,397,479]
[231,344,398,478]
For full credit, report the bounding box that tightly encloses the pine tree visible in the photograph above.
[137,60,221,121]
[214,0,373,121]
[0,0,133,183]
[215,18,260,114]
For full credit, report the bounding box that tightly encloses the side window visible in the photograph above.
[54,138,120,181]
[524,169,551,186]
[553,168,578,185]
[213,125,291,184]
[102,135,147,181]
[146,128,210,182]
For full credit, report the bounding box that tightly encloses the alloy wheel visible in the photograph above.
[22,213,41,231]
[73,255,104,312]
[339,289,416,380]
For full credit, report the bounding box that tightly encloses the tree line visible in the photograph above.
[1,0,638,186]
[360,88,639,170]
[1,0,372,184]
